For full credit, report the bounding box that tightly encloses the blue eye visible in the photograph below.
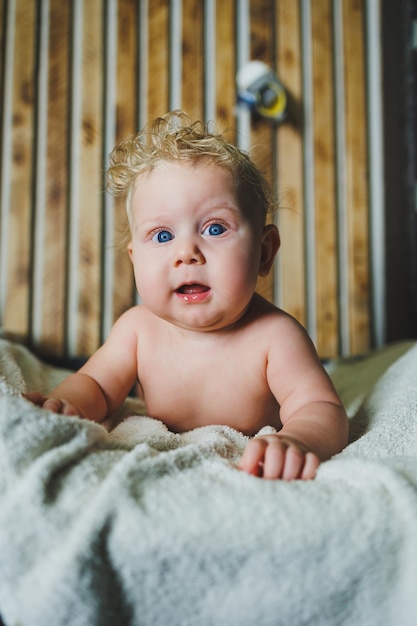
[203,223,226,237]
[152,230,173,243]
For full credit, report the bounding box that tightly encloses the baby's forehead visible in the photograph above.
[129,158,266,228]
[148,158,231,176]
[131,159,235,195]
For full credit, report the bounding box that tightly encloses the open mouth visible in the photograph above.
[177,283,209,295]
[176,283,211,302]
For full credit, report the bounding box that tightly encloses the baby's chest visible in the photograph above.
[138,348,279,433]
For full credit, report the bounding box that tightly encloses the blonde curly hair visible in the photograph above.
[106,110,273,227]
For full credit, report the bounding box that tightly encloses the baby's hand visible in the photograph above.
[23,391,83,417]
[238,434,320,481]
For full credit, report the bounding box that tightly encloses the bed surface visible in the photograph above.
[0,338,417,626]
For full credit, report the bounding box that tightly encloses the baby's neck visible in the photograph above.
[157,294,262,342]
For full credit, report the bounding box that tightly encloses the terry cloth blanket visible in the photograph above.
[0,337,417,626]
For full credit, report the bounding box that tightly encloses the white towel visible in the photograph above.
[0,337,417,626]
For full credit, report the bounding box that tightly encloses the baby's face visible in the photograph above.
[128,161,267,332]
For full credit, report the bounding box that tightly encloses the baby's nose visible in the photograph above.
[174,241,206,266]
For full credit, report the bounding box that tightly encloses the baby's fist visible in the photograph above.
[239,434,320,481]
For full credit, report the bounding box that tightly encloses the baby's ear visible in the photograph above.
[259,224,280,276]
[127,241,133,262]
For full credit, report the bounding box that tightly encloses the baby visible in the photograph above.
[26,111,349,481]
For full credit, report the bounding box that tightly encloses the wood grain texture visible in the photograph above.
[311,0,338,356]
[215,0,236,137]
[3,0,37,337]
[39,0,71,355]
[112,0,138,323]
[148,0,169,117]
[182,0,204,120]
[73,0,104,354]
[0,0,4,102]
[275,0,305,326]
[343,0,370,353]
[249,0,276,304]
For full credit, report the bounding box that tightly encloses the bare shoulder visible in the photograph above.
[105,305,170,357]
[115,304,147,324]
[250,296,341,406]
[248,294,313,344]
[247,295,324,385]
[110,304,153,335]
[90,306,144,361]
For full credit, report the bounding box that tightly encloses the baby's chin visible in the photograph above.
[158,307,252,335]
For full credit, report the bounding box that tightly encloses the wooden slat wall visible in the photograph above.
[0,0,374,359]
[215,1,236,132]
[69,0,104,355]
[1,0,37,343]
[32,0,70,355]
[182,0,204,121]
[342,0,369,354]
[275,0,305,327]
[249,0,276,304]
[111,0,138,323]
[311,0,339,356]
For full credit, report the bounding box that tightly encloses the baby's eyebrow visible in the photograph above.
[200,203,242,216]
[139,204,240,223]
[136,216,171,229]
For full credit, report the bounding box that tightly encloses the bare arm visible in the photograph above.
[25,373,110,422]
[239,314,349,480]
[25,308,141,423]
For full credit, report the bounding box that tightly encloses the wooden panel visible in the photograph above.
[182,0,204,120]
[0,0,4,99]
[112,0,138,322]
[0,0,5,265]
[35,0,71,356]
[249,0,276,303]
[275,0,305,325]
[148,0,169,117]
[0,0,375,360]
[71,0,104,355]
[215,0,236,135]
[311,0,338,356]
[3,0,37,337]
[343,0,370,353]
